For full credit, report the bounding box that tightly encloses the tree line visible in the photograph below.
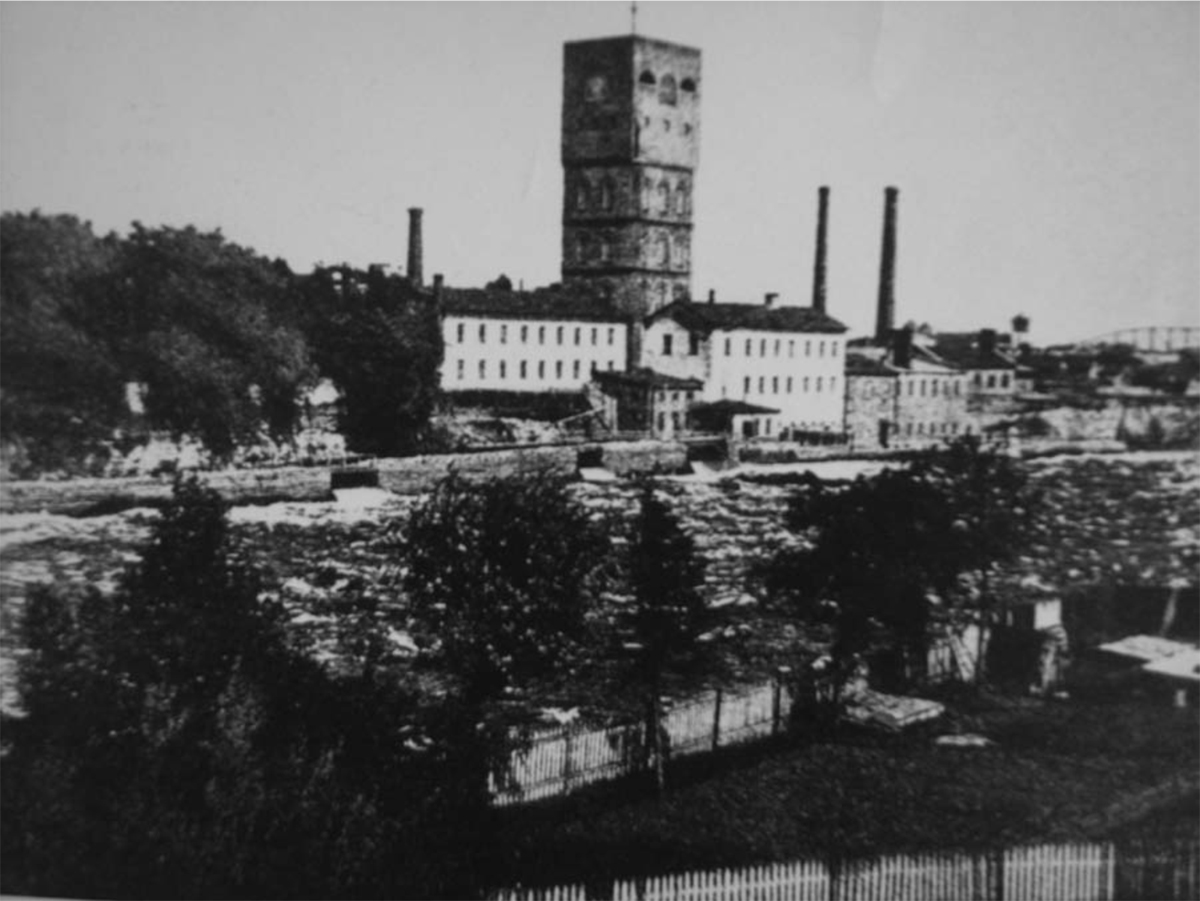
[0,211,445,475]
[0,437,1035,898]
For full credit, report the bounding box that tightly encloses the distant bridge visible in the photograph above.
[1075,325,1200,353]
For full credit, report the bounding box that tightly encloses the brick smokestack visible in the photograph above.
[812,186,829,313]
[892,326,913,369]
[407,207,424,287]
[875,187,899,342]
[979,328,997,356]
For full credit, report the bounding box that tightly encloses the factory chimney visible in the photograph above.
[874,187,899,342]
[812,186,829,313]
[892,326,913,369]
[407,208,424,287]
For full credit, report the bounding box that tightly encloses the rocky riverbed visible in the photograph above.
[2,450,1196,718]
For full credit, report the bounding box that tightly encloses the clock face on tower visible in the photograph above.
[585,75,609,103]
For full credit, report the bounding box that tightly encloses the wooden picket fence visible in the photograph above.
[490,679,791,806]
[495,836,1200,900]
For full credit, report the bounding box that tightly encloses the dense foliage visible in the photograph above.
[290,265,443,456]
[1,213,446,473]
[619,483,718,793]
[0,479,488,899]
[110,223,315,455]
[403,469,612,705]
[0,212,124,471]
[768,437,1037,694]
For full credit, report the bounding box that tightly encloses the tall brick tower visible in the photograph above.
[561,35,701,364]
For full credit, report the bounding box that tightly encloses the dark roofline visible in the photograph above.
[593,367,703,389]
[440,286,625,323]
[648,299,849,335]
[691,399,781,416]
[564,34,701,56]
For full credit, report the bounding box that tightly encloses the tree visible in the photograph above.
[619,483,716,795]
[401,469,612,887]
[0,211,124,473]
[294,265,443,456]
[108,224,315,457]
[1,478,482,899]
[404,469,611,707]
[768,437,1036,705]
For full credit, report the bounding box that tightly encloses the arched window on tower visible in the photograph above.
[676,182,689,216]
[641,177,653,214]
[576,180,590,211]
[658,180,671,216]
[680,77,697,94]
[639,70,656,87]
[577,233,592,263]
[599,237,610,262]
[600,178,615,211]
[658,74,677,106]
[660,234,671,267]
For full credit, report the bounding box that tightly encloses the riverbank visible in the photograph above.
[0,435,1134,516]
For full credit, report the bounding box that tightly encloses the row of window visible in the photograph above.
[741,375,838,396]
[455,358,618,381]
[574,177,690,217]
[899,377,963,398]
[573,232,682,267]
[637,71,698,105]
[974,371,1012,389]
[901,421,962,438]
[455,322,618,347]
[660,333,702,356]
[711,336,841,359]
[656,411,683,432]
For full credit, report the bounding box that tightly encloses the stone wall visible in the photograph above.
[0,465,333,516]
[0,440,691,515]
[988,398,1198,446]
[845,374,894,449]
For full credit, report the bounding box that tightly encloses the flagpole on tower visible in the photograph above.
[631,1,638,35]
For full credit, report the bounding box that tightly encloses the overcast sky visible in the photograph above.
[2,2,1197,344]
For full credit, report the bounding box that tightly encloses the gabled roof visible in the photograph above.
[441,285,623,323]
[592,367,703,390]
[845,354,898,377]
[649,300,848,335]
[844,344,961,377]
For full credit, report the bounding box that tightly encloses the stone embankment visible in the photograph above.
[0,440,689,516]
[2,393,1195,516]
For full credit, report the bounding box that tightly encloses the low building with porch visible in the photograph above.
[588,368,703,439]
[689,399,782,440]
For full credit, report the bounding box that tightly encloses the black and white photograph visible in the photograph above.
[1,2,1197,899]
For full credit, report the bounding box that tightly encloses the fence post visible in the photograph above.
[563,727,575,793]
[772,675,782,735]
[712,688,723,751]
[994,846,1005,901]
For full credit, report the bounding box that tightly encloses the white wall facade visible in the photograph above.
[442,315,628,392]
[642,320,847,430]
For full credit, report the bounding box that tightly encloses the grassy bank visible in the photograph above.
[496,691,1199,888]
